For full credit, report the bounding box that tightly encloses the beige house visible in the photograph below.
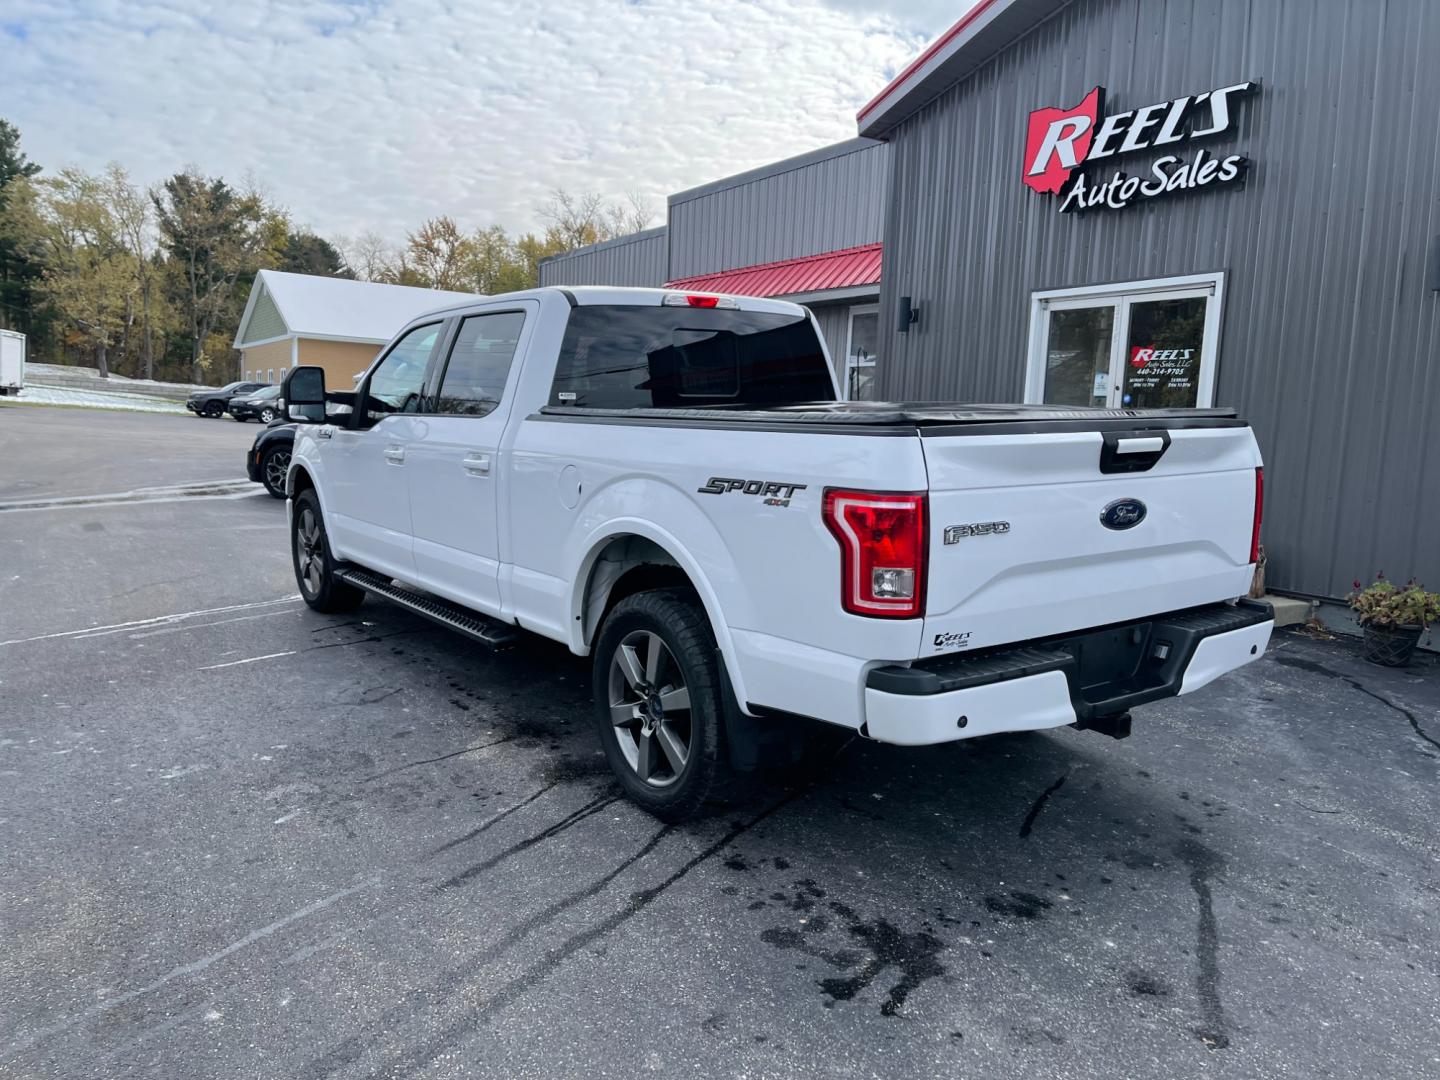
[233,270,477,386]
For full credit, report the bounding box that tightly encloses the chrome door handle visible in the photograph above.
[384,445,406,464]
[317,426,334,440]
[463,452,491,476]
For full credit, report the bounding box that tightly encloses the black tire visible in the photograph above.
[203,401,223,418]
[291,490,365,614]
[259,408,277,424]
[260,445,291,500]
[591,589,733,822]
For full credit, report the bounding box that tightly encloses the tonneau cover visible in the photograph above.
[539,401,1243,429]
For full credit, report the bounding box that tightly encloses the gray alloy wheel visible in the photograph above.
[260,408,277,423]
[295,505,325,597]
[289,490,365,614]
[606,629,693,787]
[261,447,290,499]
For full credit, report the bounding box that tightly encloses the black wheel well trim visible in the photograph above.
[288,464,315,500]
[580,534,696,646]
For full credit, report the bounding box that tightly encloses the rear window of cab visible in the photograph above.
[549,305,834,409]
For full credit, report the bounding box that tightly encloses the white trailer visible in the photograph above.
[0,329,24,395]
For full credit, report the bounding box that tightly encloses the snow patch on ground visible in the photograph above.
[10,385,188,414]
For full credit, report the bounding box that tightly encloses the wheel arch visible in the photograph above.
[574,526,751,713]
[287,462,316,501]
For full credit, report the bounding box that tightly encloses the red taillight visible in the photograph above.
[686,295,719,308]
[822,489,927,619]
[1250,466,1264,564]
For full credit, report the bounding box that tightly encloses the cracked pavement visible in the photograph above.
[3,407,1439,1079]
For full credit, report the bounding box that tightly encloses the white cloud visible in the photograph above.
[1,0,936,242]
[821,0,974,36]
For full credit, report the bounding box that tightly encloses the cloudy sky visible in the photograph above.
[1,1,966,243]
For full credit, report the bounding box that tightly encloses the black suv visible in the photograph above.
[227,384,285,423]
[187,381,267,418]
[246,422,296,498]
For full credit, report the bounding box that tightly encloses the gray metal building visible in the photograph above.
[537,226,668,289]
[860,0,1440,600]
[538,140,890,395]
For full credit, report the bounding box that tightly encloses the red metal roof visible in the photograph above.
[664,243,882,298]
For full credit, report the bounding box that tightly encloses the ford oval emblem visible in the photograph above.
[1101,498,1147,530]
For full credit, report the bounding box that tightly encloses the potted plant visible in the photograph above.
[1346,574,1440,667]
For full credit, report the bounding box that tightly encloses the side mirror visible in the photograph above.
[283,366,326,422]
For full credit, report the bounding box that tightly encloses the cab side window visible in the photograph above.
[361,323,441,427]
[434,312,525,417]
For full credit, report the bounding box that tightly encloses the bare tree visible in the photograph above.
[541,189,608,249]
[339,230,394,282]
[605,191,654,238]
[542,188,656,251]
[107,165,160,378]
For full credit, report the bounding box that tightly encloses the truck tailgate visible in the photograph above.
[920,424,1260,657]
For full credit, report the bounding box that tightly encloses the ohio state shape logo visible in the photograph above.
[1023,86,1103,195]
[1022,81,1257,212]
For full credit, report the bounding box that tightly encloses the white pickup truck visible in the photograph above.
[280,286,1272,820]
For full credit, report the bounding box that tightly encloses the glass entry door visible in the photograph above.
[1027,275,1223,409]
[845,304,879,401]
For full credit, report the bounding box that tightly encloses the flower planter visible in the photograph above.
[1360,623,1423,667]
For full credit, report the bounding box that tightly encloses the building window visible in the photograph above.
[1025,273,1224,409]
[844,304,879,401]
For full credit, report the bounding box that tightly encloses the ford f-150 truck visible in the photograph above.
[279,286,1272,820]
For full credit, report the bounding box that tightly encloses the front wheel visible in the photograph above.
[291,490,365,613]
[203,401,223,418]
[260,445,291,499]
[259,408,277,423]
[591,589,733,822]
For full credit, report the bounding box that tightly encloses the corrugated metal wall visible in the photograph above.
[669,140,890,279]
[810,302,853,385]
[878,0,1440,599]
[537,227,669,288]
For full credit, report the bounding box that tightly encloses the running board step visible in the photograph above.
[338,568,519,649]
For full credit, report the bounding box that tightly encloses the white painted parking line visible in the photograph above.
[198,651,297,671]
[0,597,301,648]
[0,478,259,513]
[128,608,298,640]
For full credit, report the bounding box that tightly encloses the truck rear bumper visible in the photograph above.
[862,600,1273,746]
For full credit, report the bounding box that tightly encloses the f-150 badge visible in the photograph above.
[944,521,1010,544]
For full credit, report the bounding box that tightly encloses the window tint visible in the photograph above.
[435,312,525,416]
[550,306,833,409]
[365,323,441,419]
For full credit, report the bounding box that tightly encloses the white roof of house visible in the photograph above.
[233,269,479,348]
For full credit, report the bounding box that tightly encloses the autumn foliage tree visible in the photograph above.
[0,115,657,383]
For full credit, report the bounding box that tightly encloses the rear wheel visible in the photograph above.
[592,589,732,822]
[260,445,291,499]
[291,490,365,613]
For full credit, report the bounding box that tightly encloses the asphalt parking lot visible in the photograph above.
[2,405,1438,1080]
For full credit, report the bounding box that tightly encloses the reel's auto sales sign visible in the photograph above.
[1023,81,1257,212]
